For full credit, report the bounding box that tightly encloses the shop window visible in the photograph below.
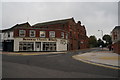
[40,31,46,37]
[19,30,25,37]
[61,32,64,38]
[49,31,55,38]
[43,42,56,51]
[30,30,35,37]
[19,42,34,51]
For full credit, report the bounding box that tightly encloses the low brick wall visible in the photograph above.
[113,41,120,54]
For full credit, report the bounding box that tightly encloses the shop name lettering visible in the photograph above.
[23,38,57,41]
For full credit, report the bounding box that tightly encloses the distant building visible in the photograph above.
[2,18,89,52]
[111,26,120,54]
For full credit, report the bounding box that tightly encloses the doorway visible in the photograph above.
[36,42,41,51]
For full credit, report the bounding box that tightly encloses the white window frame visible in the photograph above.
[61,32,64,38]
[49,31,55,38]
[19,30,25,37]
[40,31,46,37]
[30,30,35,37]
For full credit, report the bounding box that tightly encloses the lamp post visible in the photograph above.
[98,30,103,49]
[98,30,103,39]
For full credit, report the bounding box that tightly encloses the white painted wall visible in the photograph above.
[56,39,68,51]
[2,31,14,40]
[14,38,68,51]
[14,38,22,51]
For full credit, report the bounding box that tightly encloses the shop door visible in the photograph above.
[36,42,41,51]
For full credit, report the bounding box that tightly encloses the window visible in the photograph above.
[66,33,68,39]
[40,31,46,37]
[43,42,56,51]
[61,32,64,38]
[19,30,25,37]
[19,42,34,51]
[49,31,55,38]
[8,32,10,37]
[30,30,35,37]
[70,31,72,37]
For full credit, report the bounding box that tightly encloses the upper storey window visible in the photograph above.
[8,32,10,37]
[30,30,35,37]
[61,32,64,38]
[49,31,55,38]
[40,31,46,37]
[70,31,72,37]
[66,33,68,39]
[19,30,25,37]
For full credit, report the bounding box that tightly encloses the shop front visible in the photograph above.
[14,37,67,52]
[3,40,14,52]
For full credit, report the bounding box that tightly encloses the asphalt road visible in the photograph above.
[2,48,119,78]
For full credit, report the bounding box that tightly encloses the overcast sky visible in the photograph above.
[1,1,119,39]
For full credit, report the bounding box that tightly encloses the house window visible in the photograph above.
[40,31,46,37]
[30,30,35,37]
[8,32,10,37]
[19,30,25,37]
[3,33,7,38]
[70,31,72,37]
[49,31,55,38]
[61,32,64,38]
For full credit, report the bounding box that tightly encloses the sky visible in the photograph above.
[0,0,119,39]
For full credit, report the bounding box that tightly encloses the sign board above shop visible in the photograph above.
[23,38,57,41]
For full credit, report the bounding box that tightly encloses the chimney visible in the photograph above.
[77,21,81,24]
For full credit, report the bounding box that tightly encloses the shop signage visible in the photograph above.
[49,38,57,41]
[23,38,57,41]
[23,38,47,41]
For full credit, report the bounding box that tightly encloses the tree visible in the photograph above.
[97,38,105,47]
[88,36,98,48]
[102,34,112,46]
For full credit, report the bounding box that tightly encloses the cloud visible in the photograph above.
[2,2,118,39]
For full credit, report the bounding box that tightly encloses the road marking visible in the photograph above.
[72,56,120,70]
[47,54,61,57]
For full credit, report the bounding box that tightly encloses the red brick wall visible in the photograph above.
[14,28,68,39]
[113,41,120,54]
[13,19,89,51]
[67,20,89,50]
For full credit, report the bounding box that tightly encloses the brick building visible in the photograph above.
[2,18,89,52]
[111,26,120,54]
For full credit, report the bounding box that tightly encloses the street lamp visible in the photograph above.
[98,30,103,39]
[98,30,104,49]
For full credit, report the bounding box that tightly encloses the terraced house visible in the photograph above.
[2,18,89,52]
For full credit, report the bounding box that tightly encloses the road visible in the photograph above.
[2,48,119,78]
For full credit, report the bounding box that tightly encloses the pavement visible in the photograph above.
[73,48,120,70]
[1,51,67,56]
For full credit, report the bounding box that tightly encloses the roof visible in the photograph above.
[112,26,120,32]
[2,22,31,32]
[32,18,75,27]
[114,26,120,29]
